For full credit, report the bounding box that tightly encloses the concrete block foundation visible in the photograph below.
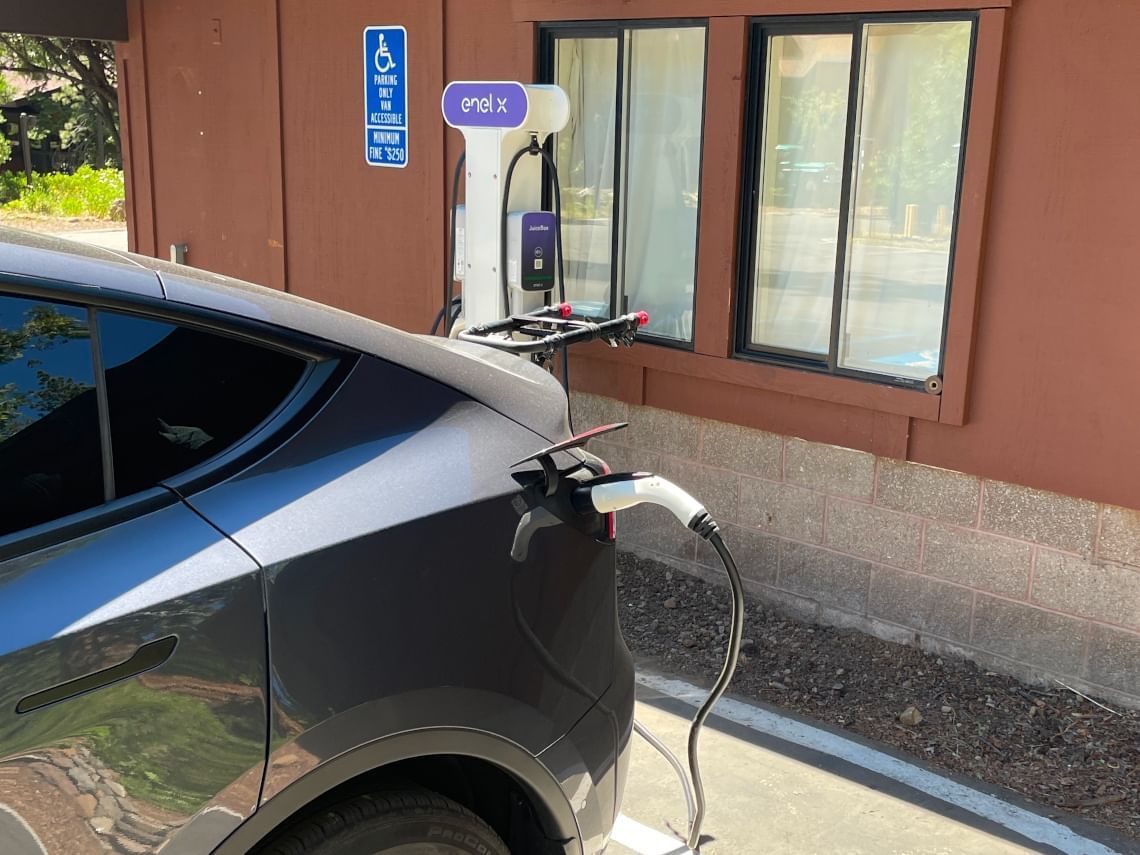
[575,393,1140,708]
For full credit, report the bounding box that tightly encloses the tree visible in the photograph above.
[0,35,118,166]
[0,75,12,166]
[0,304,92,441]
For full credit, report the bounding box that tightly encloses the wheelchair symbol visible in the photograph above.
[374,35,396,73]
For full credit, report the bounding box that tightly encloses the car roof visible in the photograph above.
[0,227,165,298]
[0,228,570,440]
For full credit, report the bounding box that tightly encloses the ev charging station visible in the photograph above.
[441,81,569,327]
[440,81,745,855]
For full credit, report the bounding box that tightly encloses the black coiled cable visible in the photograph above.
[685,525,745,851]
[431,151,466,336]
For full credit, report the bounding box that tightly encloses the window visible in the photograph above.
[740,17,974,384]
[98,312,307,496]
[547,23,707,343]
[0,297,103,535]
[0,294,311,540]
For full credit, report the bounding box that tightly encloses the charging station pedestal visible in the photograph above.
[441,81,569,329]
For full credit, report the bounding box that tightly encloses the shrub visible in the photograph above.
[4,166,125,219]
[0,172,27,205]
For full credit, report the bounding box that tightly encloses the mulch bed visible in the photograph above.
[617,551,1140,842]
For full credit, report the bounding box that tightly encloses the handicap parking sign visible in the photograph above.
[363,26,408,168]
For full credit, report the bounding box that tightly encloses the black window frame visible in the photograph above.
[540,18,711,350]
[736,11,979,389]
[0,278,350,556]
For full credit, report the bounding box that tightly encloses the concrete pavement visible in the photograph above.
[0,805,47,854]
[49,228,128,252]
[610,678,1125,855]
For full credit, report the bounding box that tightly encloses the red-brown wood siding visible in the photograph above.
[117,0,1140,510]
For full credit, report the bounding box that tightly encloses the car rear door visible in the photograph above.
[0,290,312,853]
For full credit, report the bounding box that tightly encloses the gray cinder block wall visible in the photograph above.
[572,393,1140,709]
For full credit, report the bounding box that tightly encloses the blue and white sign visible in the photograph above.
[363,25,408,168]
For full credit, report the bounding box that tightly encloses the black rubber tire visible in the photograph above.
[261,788,511,855]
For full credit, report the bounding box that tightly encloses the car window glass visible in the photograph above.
[99,311,308,496]
[0,296,103,536]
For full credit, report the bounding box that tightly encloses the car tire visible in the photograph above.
[261,788,511,855]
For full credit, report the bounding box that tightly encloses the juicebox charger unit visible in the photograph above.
[506,211,557,293]
[436,80,745,854]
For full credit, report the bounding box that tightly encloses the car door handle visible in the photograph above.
[15,635,178,714]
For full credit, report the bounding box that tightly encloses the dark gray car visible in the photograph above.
[0,229,634,855]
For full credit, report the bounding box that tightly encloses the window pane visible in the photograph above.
[555,37,618,318]
[750,34,853,354]
[620,27,705,341]
[839,21,972,379]
[100,312,307,496]
[0,298,102,536]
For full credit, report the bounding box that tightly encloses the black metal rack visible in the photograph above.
[457,303,648,364]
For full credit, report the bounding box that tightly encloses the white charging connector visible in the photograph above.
[578,474,707,529]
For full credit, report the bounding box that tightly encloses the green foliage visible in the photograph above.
[0,76,11,167]
[26,84,119,169]
[4,165,124,218]
[0,171,26,204]
[859,24,972,223]
[84,682,262,815]
[0,303,89,365]
[0,678,263,816]
[0,303,91,440]
[0,36,119,166]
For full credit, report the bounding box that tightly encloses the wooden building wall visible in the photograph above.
[117,0,1140,510]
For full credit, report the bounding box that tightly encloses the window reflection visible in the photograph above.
[0,298,102,535]
[750,34,853,354]
[554,27,706,341]
[840,21,972,378]
[746,20,972,381]
[556,37,618,317]
[99,312,307,496]
[621,27,705,341]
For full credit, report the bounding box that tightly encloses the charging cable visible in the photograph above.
[573,474,744,852]
[432,150,466,336]
[500,135,572,411]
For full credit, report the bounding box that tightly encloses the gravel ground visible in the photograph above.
[617,551,1140,842]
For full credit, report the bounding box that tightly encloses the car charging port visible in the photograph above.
[510,426,744,853]
[508,423,629,562]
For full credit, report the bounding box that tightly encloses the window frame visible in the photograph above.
[524,9,1007,431]
[0,277,351,557]
[540,18,711,350]
[735,11,980,390]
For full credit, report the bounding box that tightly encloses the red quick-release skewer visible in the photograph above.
[635,310,650,326]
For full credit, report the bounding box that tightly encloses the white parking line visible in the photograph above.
[0,803,48,854]
[637,672,1122,855]
[611,813,695,855]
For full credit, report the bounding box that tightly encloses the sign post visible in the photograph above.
[363,26,408,168]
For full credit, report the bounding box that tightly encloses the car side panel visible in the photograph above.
[182,356,619,805]
[0,499,267,854]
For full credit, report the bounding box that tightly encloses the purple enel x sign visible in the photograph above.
[442,81,528,129]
